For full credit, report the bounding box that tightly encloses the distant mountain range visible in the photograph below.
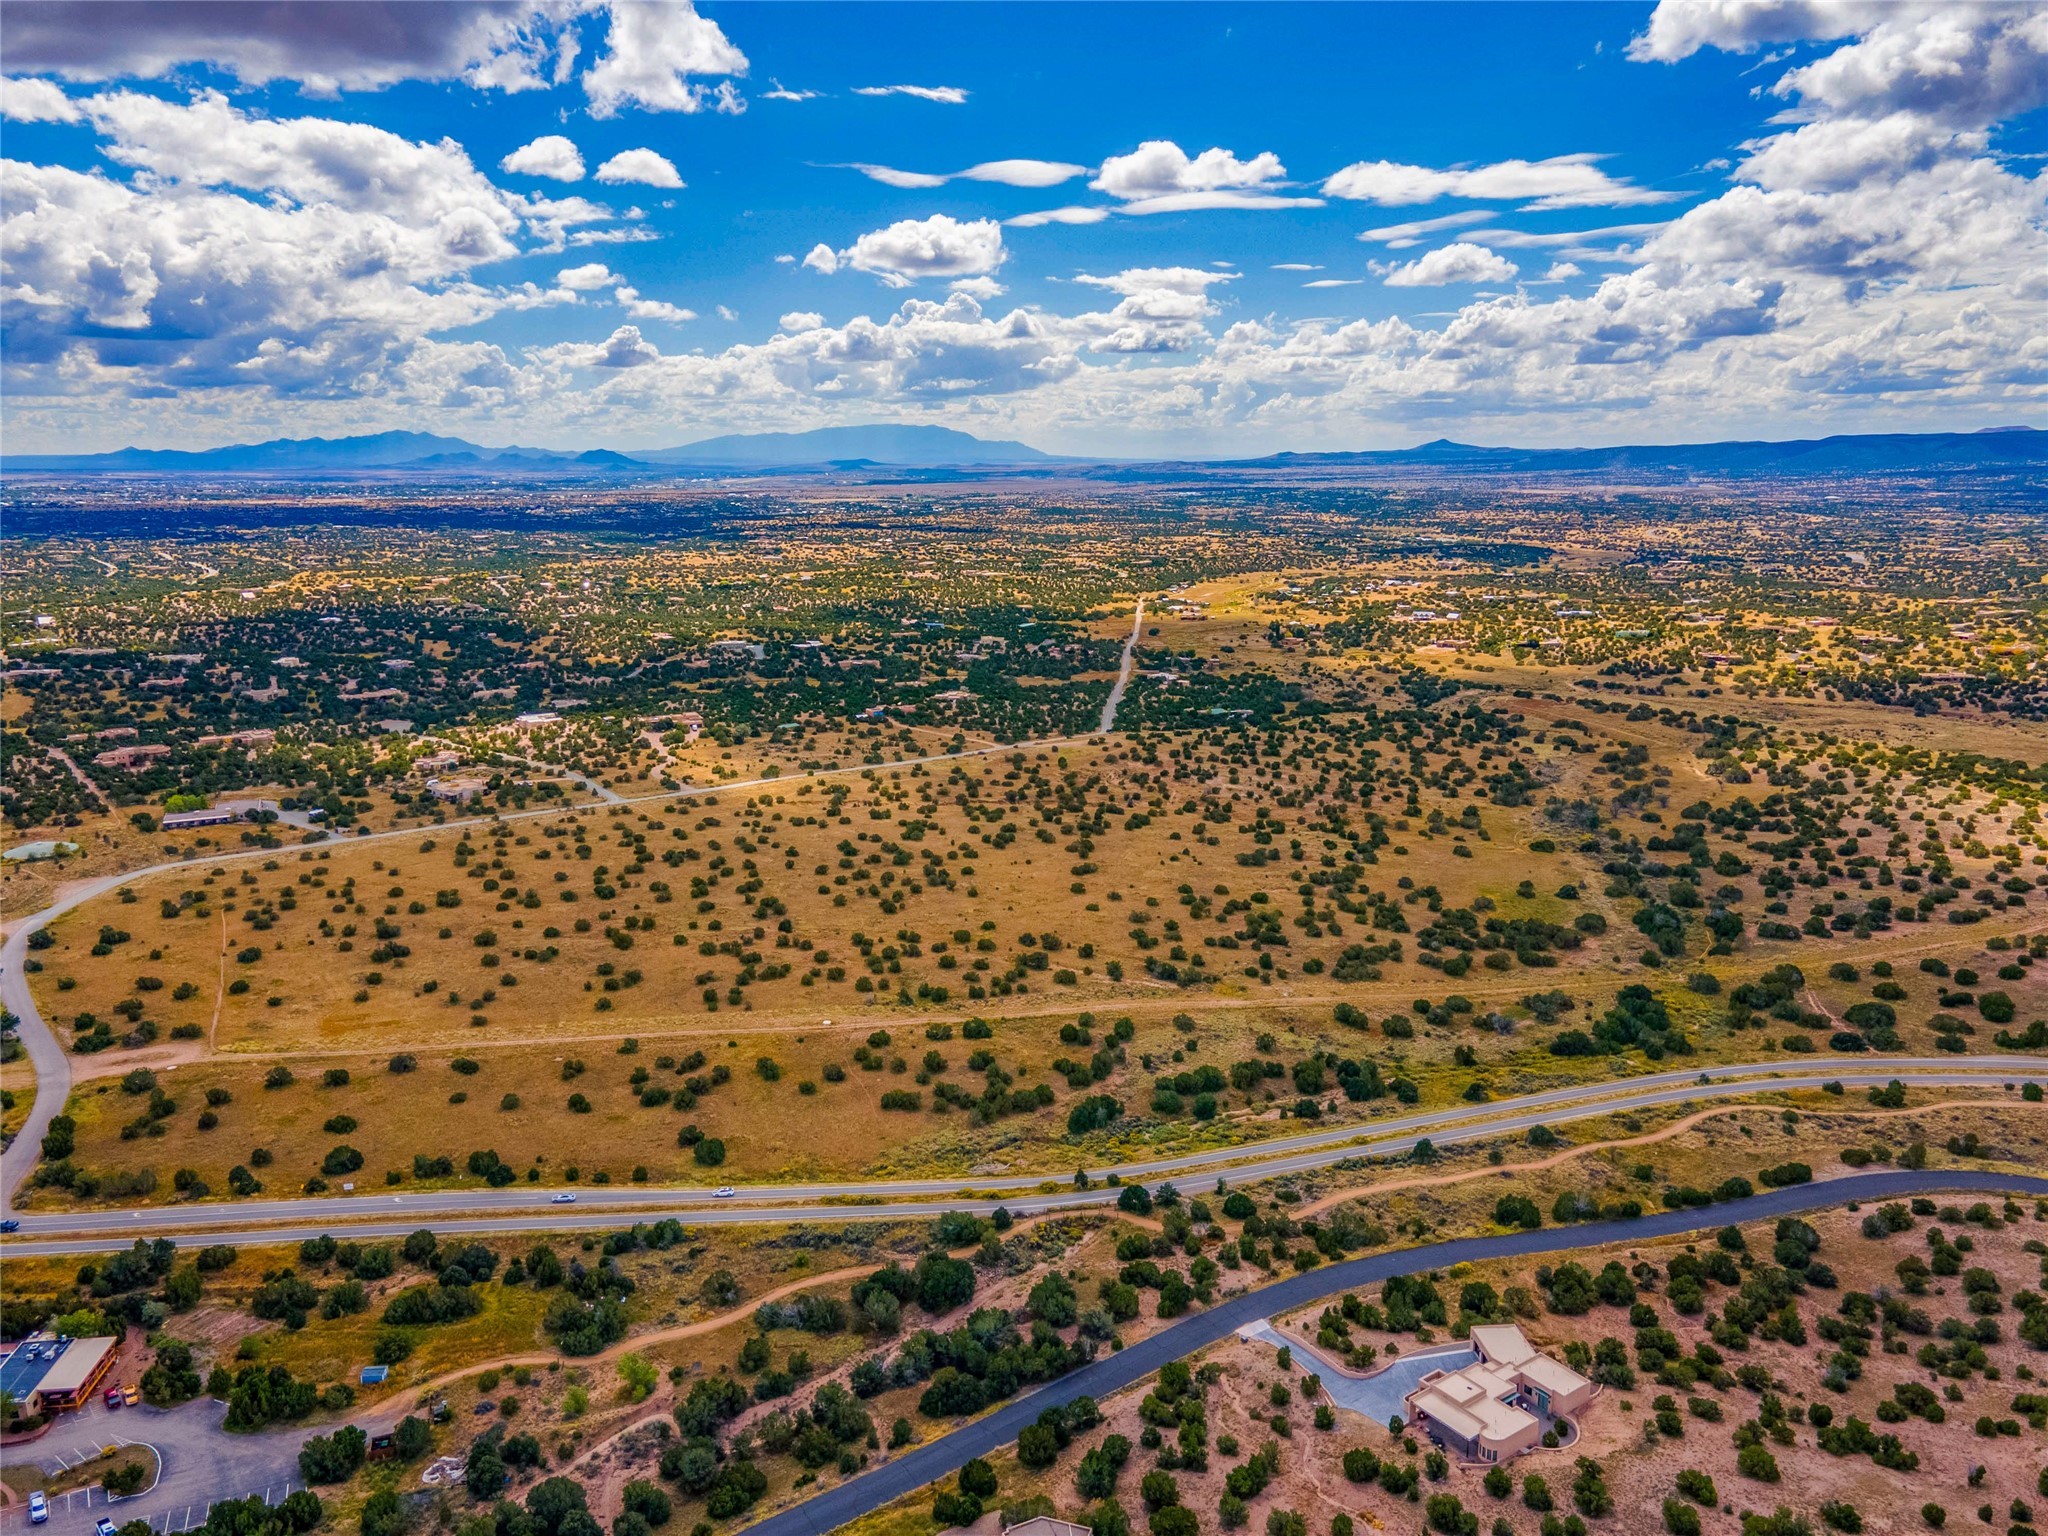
[1222,427,2048,477]
[0,423,1053,474]
[2,423,2040,478]
[638,424,1051,466]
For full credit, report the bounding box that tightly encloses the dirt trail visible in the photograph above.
[358,1211,1083,1428]
[1099,597,1146,733]
[357,1262,878,1428]
[1290,1095,2035,1220]
[209,908,228,1048]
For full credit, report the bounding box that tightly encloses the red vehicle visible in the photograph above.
[104,1386,123,1409]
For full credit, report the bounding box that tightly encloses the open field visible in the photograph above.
[9,481,2048,1536]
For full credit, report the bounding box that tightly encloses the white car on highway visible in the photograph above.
[550,1192,576,1204]
[713,1186,736,1199]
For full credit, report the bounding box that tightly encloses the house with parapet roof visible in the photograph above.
[1403,1322,1596,1463]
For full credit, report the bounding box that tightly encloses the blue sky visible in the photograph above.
[3,1,2043,455]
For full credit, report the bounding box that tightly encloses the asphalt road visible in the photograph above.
[0,731,1113,1209]
[3,1065,2037,1255]
[734,1170,2048,1536]
[2,1173,2042,1534]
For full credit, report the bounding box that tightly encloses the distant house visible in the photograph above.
[92,743,172,769]
[195,728,277,750]
[1403,1323,1595,1463]
[427,775,489,803]
[415,750,463,773]
[161,806,240,831]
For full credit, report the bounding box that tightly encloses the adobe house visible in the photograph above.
[1403,1323,1595,1463]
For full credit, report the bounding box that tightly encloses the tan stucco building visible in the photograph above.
[1403,1322,1595,1463]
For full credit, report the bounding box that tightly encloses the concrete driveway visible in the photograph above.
[1237,1321,1477,1423]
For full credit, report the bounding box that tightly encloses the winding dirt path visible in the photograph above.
[358,1210,1086,1429]
[1289,1095,2034,1220]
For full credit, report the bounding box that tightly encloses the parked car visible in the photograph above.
[124,1384,141,1406]
[27,1491,47,1524]
[104,1386,123,1409]
[99,1519,120,1536]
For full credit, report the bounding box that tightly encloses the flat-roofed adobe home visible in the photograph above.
[1403,1322,1595,1463]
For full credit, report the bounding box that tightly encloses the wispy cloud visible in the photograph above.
[853,84,968,104]
[1356,210,1490,247]
[844,159,1086,190]
[1326,153,1674,211]
[1006,205,1111,227]
[1461,221,1669,256]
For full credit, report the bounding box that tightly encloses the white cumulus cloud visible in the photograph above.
[594,148,683,188]
[582,1,748,117]
[588,323,660,367]
[0,87,606,403]
[617,285,694,323]
[1377,243,1521,286]
[501,135,585,181]
[2,76,83,121]
[812,215,1007,287]
[1089,140,1323,214]
[3,2,748,118]
[7,0,2044,457]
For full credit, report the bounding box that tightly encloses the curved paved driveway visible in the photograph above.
[735,1170,2048,1536]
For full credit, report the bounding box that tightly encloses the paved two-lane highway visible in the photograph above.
[3,1062,2037,1255]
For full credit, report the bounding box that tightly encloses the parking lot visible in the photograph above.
[0,1397,304,1533]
